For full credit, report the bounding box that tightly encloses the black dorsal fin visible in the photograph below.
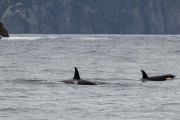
[141,70,148,78]
[73,67,80,80]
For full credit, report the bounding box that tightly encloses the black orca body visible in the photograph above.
[141,70,175,82]
[61,67,97,85]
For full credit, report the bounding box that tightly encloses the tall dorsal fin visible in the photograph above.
[73,67,81,80]
[141,70,148,78]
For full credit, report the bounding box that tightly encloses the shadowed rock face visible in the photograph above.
[0,22,9,37]
[0,0,180,34]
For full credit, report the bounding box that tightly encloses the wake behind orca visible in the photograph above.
[140,70,175,82]
[61,67,97,85]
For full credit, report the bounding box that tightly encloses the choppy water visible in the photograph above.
[0,34,180,120]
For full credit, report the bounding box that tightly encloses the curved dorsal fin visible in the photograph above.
[141,70,148,78]
[73,67,81,80]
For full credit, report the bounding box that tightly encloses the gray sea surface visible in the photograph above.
[0,34,180,120]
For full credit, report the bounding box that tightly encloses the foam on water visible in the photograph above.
[2,36,43,41]
[78,36,109,41]
[1,35,59,41]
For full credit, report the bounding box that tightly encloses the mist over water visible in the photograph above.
[0,34,180,120]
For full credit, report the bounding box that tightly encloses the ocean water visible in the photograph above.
[0,34,180,120]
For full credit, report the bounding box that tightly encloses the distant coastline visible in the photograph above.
[0,0,180,34]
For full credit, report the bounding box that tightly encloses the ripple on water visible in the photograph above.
[0,35,180,120]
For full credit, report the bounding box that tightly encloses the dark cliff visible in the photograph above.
[0,22,9,37]
[0,0,180,34]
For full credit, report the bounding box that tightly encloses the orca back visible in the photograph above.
[61,67,97,85]
[141,70,175,81]
[146,74,175,81]
[78,80,97,85]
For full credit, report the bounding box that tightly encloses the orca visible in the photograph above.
[61,67,97,85]
[140,70,175,82]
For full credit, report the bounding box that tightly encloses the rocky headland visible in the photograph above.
[0,22,9,37]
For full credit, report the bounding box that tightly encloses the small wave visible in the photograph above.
[79,36,109,41]
[94,81,106,85]
[15,79,48,84]
[15,78,63,85]
[49,36,59,39]
[84,50,97,54]
[173,50,180,53]
[0,108,16,112]
[174,76,179,79]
